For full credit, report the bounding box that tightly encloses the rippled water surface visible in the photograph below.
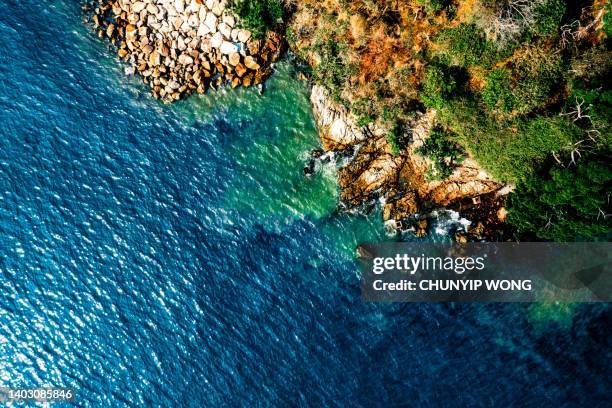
[0,1,610,406]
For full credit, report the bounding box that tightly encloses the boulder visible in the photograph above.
[188,13,199,27]
[223,14,235,27]
[199,5,207,21]
[200,37,213,53]
[147,4,159,15]
[234,63,247,77]
[218,22,231,39]
[242,72,254,87]
[178,53,194,65]
[106,23,115,38]
[86,0,280,102]
[220,41,238,54]
[197,23,210,37]
[228,52,240,66]
[244,55,260,70]
[193,69,203,84]
[132,2,146,13]
[210,31,223,48]
[177,36,187,51]
[246,40,260,55]
[188,37,200,49]
[149,49,161,66]
[211,2,224,16]
[205,12,217,31]
[173,16,183,31]
[237,30,251,43]
[175,0,186,13]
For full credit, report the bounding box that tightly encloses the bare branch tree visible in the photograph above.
[560,97,591,123]
[478,0,546,47]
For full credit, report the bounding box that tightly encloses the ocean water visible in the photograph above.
[0,1,610,406]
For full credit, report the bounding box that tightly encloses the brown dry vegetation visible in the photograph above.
[287,0,611,240]
[288,0,446,126]
[289,0,610,160]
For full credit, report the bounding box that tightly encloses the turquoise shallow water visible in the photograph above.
[0,1,610,406]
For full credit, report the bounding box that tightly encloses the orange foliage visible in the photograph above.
[359,25,410,84]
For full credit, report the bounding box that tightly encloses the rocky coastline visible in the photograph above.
[308,85,512,240]
[84,0,283,102]
[83,2,511,240]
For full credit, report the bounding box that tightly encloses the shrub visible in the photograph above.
[437,97,583,182]
[566,77,612,149]
[507,158,612,241]
[357,114,375,127]
[510,46,563,114]
[603,1,612,38]
[386,122,405,155]
[421,64,457,109]
[434,23,503,68]
[352,98,377,126]
[475,0,565,46]
[229,0,284,37]
[480,46,563,117]
[416,128,465,180]
[309,36,355,104]
[530,0,566,37]
[482,68,516,113]
[418,0,451,14]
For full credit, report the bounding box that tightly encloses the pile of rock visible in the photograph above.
[84,0,283,102]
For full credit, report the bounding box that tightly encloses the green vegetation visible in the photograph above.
[507,158,611,241]
[228,0,284,37]
[386,122,405,155]
[421,1,611,240]
[511,47,563,115]
[481,68,515,113]
[421,65,458,110]
[418,0,451,14]
[434,23,506,68]
[481,48,563,116]
[531,0,566,36]
[604,2,612,38]
[288,0,611,241]
[416,128,465,180]
[310,38,356,104]
[292,20,356,104]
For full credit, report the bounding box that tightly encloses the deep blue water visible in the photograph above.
[0,1,610,406]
